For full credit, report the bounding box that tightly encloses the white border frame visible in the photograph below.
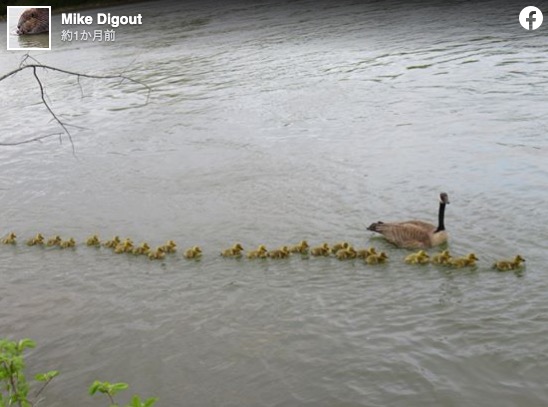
[7,6,52,51]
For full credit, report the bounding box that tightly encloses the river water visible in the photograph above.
[1,1,547,406]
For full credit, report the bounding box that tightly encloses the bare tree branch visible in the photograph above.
[0,55,152,154]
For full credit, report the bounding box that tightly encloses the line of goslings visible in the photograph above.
[0,233,525,270]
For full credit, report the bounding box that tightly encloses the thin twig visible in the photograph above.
[0,58,152,152]
[0,133,62,146]
[32,66,76,155]
[33,378,52,400]
[0,63,152,105]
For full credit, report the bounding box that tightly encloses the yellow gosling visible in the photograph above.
[161,240,177,253]
[26,233,44,246]
[331,241,349,254]
[184,246,202,259]
[113,239,134,254]
[431,250,452,265]
[122,238,134,247]
[86,234,101,247]
[405,250,430,264]
[310,243,330,256]
[148,247,166,260]
[365,251,389,265]
[60,238,76,248]
[247,245,268,259]
[46,235,62,247]
[132,242,151,255]
[492,255,525,271]
[269,246,290,259]
[356,247,377,259]
[289,240,309,254]
[336,246,357,260]
[114,244,126,254]
[449,253,479,268]
[221,243,244,257]
[103,236,121,248]
[1,232,17,244]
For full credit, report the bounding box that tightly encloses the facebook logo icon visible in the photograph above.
[519,6,543,30]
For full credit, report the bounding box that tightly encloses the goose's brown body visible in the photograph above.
[367,193,449,249]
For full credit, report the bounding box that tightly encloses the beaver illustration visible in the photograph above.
[16,8,49,35]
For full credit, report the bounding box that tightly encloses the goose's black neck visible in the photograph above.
[435,202,446,233]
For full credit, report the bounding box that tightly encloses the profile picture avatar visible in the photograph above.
[519,6,543,30]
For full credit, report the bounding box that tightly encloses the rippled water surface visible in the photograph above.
[1,1,547,406]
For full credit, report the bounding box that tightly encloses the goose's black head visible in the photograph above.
[439,192,449,205]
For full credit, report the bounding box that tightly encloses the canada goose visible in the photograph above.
[247,245,268,259]
[331,241,350,254]
[184,246,202,259]
[356,247,377,259]
[336,246,357,260]
[269,246,290,259]
[365,251,388,265]
[1,232,17,244]
[160,240,177,254]
[367,192,450,249]
[46,235,62,247]
[133,242,151,255]
[405,250,430,264]
[221,243,244,257]
[26,233,44,246]
[310,243,330,256]
[289,240,309,254]
[449,253,478,268]
[492,255,525,271]
[86,235,101,247]
[148,247,165,260]
[60,238,76,248]
[431,250,452,265]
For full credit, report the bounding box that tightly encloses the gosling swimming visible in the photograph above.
[310,243,330,256]
[132,242,151,255]
[431,250,452,265]
[365,251,389,264]
[404,250,430,264]
[184,246,202,259]
[86,234,101,247]
[148,247,166,260]
[26,233,44,246]
[269,246,290,259]
[356,247,377,259]
[103,236,121,249]
[449,253,478,268]
[492,255,525,271]
[331,241,349,254]
[60,238,76,248]
[46,235,62,247]
[247,245,268,259]
[160,240,177,254]
[288,240,309,254]
[221,243,244,257]
[335,246,357,260]
[1,232,17,244]
[114,239,134,254]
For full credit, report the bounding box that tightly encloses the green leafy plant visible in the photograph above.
[0,338,58,407]
[1,338,157,407]
[89,380,157,407]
